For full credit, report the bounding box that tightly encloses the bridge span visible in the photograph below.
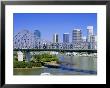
[14,49,97,53]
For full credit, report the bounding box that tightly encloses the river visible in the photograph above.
[14,55,97,75]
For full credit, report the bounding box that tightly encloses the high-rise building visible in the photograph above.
[86,26,97,49]
[53,33,59,43]
[72,29,82,43]
[94,35,97,49]
[87,26,93,42]
[34,30,41,39]
[63,33,69,43]
[90,35,96,49]
[34,30,41,49]
[90,35,95,42]
[94,35,97,42]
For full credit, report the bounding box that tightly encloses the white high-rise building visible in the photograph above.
[87,26,93,42]
[86,26,97,49]
[53,33,59,43]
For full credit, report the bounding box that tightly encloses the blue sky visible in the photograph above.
[13,13,97,42]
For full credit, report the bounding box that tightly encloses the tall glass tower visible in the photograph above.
[86,26,96,49]
[34,30,41,49]
[34,30,41,39]
[87,26,93,42]
[53,33,59,43]
[63,33,69,43]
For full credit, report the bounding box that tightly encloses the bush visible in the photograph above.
[27,62,32,68]
[32,62,42,67]
[13,53,59,68]
[13,57,18,61]
[13,61,27,68]
[32,53,59,63]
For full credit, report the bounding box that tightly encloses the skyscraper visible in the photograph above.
[86,26,97,49]
[63,33,69,43]
[34,30,41,39]
[72,29,82,43]
[94,35,97,42]
[34,30,41,49]
[53,33,59,43]
[94,35,97,49]
[90,35,95,42]
[87,26,93,42]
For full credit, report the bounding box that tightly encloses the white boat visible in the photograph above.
[40,73,51,76]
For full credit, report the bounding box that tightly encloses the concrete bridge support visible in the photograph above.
[25,51,31,62]
[17,51,31,62]
[17,51,23,61]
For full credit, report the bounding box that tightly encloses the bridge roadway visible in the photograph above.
[14,49,97,53]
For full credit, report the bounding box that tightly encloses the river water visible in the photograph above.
[14,55,97,75]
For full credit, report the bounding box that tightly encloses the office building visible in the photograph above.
[34,30,41,49]
[87,26,93,42]
[34,30,41,39]
[63,33,69,43]
[94,35,97,42]
[90,35,95,42]
[72,29,82,43]
[53,33,59,43]
[88,35,96,49]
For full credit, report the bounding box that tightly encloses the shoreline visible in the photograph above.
[14,66,48,69]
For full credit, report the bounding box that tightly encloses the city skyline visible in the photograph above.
[14,13,97,42]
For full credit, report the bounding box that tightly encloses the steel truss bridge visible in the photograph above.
[14,30,97,53]
[14,49,97,53]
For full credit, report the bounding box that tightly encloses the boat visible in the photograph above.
[44,61,60,68]
[40,73,51,75]
[44,63,60,68]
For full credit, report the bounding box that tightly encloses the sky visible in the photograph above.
[13,13,97,42]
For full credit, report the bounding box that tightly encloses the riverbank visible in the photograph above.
[14,55,97,75]
[14,66,48,70]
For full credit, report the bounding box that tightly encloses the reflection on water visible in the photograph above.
[14,55,97,75]
[62,56,97,71]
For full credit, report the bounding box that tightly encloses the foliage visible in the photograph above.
[14,57,18,61]
[32,53,58,63]
[13,61,42,68]
[27,62,32,68]
[13,61,27,68]
[32,62,42,67]
[13,53,59,68]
